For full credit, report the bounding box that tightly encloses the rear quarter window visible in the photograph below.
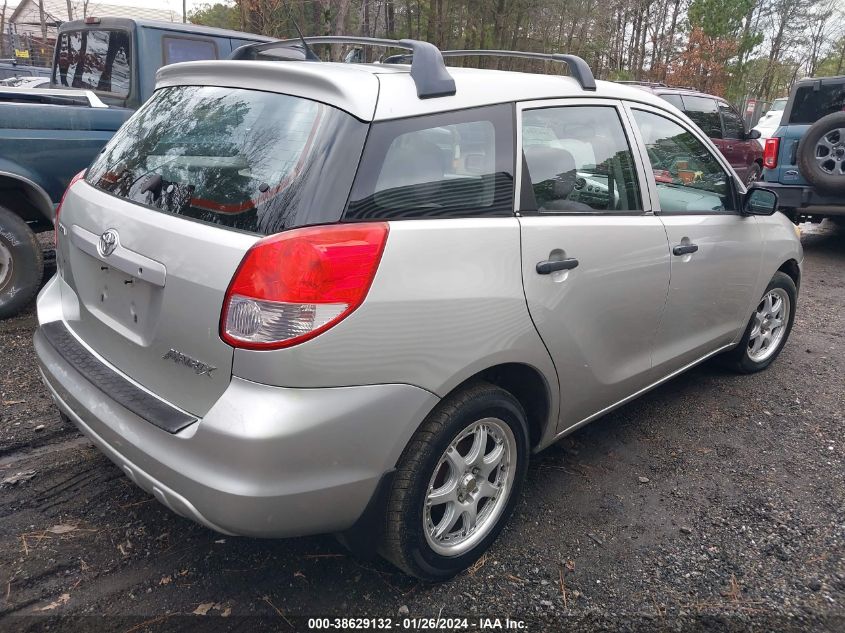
[345,105,514,221]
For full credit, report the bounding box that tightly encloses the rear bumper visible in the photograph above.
[764,182,845,215]
[35,277,438,538]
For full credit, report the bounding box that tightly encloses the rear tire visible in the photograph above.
[0,205,43,319]
[380,382,529,581]
[724,272,797,373]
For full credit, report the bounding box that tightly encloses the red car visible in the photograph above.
[624,83,764,185]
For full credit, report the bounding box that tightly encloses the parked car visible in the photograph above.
[35,37,802,581]
[761,74,845,224]
[0,76,51,88]
[0,60,52,82]
[753,97,787,139]
[0,18,272,319]
[624,83,764,186]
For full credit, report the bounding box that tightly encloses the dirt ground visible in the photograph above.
[1,222,843,632]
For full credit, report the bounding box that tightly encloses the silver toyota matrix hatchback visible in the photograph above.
[35,37,802,580]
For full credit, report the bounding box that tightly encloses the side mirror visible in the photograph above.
[743,187,778,216]
[747,128,762,140]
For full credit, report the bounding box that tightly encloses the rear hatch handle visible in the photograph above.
[70,225,167,287]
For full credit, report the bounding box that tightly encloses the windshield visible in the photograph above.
[770,99,787,112]
[52,29,131,97]
[86,85,367,235]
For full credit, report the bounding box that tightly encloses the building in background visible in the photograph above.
[3,0,180,66]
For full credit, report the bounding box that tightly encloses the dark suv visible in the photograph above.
[761,75,845,224]
[626,83,764,185]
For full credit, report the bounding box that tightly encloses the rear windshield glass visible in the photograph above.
[86,86,367,235]
[53,29,131,96]
[788,84,845,124]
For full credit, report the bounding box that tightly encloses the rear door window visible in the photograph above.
[345,105,514,220]
[681,95,722,138]
[53,29,131,97]
[521,105,642,212]
[86,85,368,235]
[163,36,218,64]
[719,102,745,139]
[788,84,845,124]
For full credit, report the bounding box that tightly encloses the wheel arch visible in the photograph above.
[438,362,555,452]
[0,172,55,228]
[777,258,801,291]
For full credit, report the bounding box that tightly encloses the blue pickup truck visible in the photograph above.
[0,17,270,318]
[761,74,845,225]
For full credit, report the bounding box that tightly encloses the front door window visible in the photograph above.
[631,109,736,213]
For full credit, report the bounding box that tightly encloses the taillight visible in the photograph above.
[55,170,86,245]
[221,223,389,349]
[763,138,780,169]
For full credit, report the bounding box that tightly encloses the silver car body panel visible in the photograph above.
[518,213,670,429]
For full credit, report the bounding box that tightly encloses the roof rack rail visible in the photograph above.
[615,80,668,88]
[230,36,456,99]
[615,80,703,92]
[436,50,596,91]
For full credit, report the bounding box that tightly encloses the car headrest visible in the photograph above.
[523,145,577,183]
[376,139,445,194]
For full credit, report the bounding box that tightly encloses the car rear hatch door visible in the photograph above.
[57,182,256,417]
[53,83,367,417]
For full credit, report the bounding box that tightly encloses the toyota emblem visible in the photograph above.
[98,229,119,257]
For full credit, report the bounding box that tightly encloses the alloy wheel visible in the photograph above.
[748,287,790,362]
[423,417,516,557]
[814,128,845,175]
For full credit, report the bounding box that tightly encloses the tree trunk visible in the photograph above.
[0,0,6,58]
[38,0,47,40]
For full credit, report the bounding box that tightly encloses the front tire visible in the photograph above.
[380,382,529,580]
[0,205,44,320]
[725,271,797,373]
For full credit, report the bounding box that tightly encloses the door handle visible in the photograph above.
[536,258,579,274]
[673,243,699,256]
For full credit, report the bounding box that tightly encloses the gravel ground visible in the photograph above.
[0,222,843,632]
